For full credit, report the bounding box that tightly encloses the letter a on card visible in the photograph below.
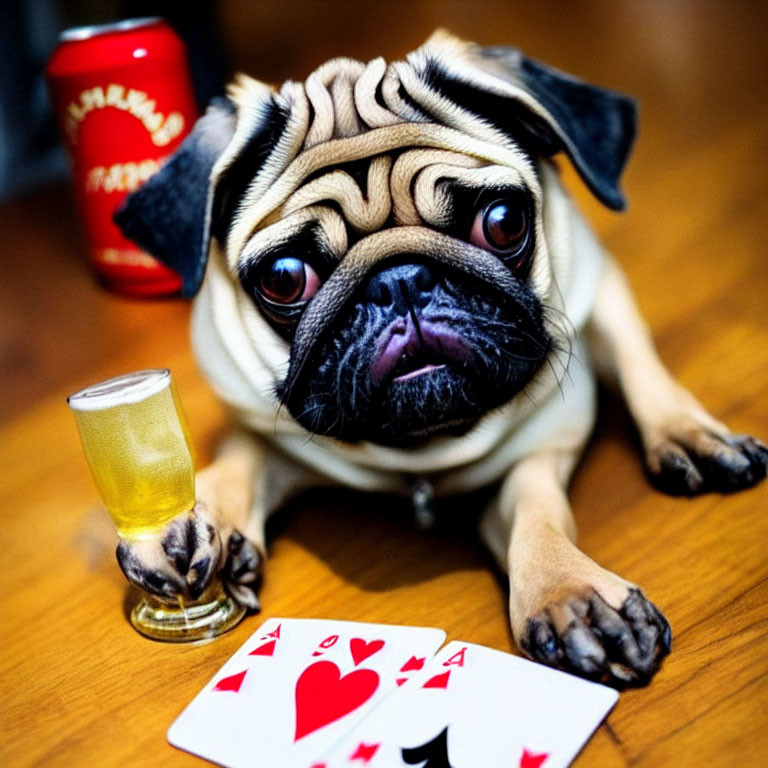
[443,647,466,667]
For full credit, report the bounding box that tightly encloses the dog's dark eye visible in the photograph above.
[483,202,527,250]
[257,257,321,305]
[470,198,532,270]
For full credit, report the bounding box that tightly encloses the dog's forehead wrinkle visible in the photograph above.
[240,223,328,272]
[246,148,533,275]
[221,30,633,269]
[227,120,542,262]
[304,157,374,195]
[238,205,351,274]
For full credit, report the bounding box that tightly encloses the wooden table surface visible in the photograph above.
[1,2,767,766]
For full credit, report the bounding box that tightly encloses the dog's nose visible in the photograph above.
[363,262,436,314]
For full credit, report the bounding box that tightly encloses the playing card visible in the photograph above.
[315,640,618,768]
[167,617,446,768]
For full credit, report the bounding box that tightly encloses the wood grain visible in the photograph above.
[1,2,767,766]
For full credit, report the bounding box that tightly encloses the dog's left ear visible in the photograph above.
[115,75,286,297]
[409,31,637,210]
[113,97,238,297]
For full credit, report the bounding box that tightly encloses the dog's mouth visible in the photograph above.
[370,319,470,386]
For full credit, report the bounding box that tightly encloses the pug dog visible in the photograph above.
[114,31,767,687]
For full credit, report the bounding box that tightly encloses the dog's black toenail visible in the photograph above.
[653,452,703,495]
[561,623,607,679]
[144,569,183,598]
[184,516,197,555]
[187,556,213,600]
[228,530,244,551]
[738,437,768,480]
[523,617,562,667]
[660,619,672,652]
[224,581,262,613]
[162,519,195,575]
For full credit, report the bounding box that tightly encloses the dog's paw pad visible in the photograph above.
[520,588,671,688]
[221,530,264,613]
[648,431,768,496]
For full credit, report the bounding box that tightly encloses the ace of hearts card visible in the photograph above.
[167,618,446,767]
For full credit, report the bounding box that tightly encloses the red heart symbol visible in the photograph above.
[213,670,247,692]
[400,655,425,672]
[520,748,550,768]
[350,638,384,666]
[423,670,451,689]
[294,661,379,741]
[249,639,276,657]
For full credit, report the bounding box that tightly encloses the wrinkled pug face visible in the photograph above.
[116,31,635,446]
[238,155,550,445]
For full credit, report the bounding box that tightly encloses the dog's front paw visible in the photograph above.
[646,425,768,496]
[116,503,221,602]
[220,530,263,613]
[519,588,671,688]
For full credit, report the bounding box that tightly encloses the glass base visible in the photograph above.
[130,586,246,643]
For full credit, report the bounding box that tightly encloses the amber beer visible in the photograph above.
[68,369,195,536]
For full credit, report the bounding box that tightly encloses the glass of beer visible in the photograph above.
[68,369,245,642]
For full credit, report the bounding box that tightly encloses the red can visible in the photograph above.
[46,18,198,296]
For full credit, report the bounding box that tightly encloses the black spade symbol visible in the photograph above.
[401,726,455,767]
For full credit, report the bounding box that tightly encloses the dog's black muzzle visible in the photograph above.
[276,233,554,445]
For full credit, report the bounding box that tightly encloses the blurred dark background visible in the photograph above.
[2,0,766,203]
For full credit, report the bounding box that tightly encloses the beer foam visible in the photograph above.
[68,369,170,411]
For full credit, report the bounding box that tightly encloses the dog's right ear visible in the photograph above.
[114,97,236,297]
[115,77,282,297]
[407,31,637,211]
